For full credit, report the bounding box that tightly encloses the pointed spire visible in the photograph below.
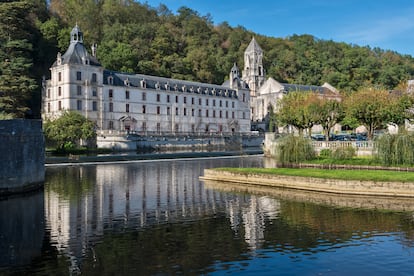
[245,37,262,53]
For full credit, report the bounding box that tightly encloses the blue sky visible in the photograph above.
[143,0,414,56]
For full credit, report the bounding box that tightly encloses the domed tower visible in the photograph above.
[242,37,265,96]
[44,24,104,129]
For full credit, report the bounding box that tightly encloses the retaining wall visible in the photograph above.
[201,169,414,197]
[0,120,45,195]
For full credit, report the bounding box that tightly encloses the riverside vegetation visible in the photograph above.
[219,134,414,183]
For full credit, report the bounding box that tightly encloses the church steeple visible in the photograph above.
[242,37,265,96]
[70,24,84,44]
[229,63,240,89]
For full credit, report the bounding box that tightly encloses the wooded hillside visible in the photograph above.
[2,0,414,118]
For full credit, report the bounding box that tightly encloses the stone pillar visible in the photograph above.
[0,119,45,195]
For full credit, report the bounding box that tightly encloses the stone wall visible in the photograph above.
[0,120,45,195]
[201,169,414,197]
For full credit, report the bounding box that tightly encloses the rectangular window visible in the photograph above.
[232,111,235,119]
[167,107,171,115]
[226,101,228,108]
[198,109,202,117]
[77,86,82,96]
[183,108,187,116]
[126,103,130,113]
[243,112,246,119]
[47,89,50,98]
[206,99,209,106]
[109,89,113,98]
[184,97,187,104]
[191,109,195,116]
[175,95,179,103]
[220,100,222,107]
[232,102,235,108]
[92,88,97,97]
[175,124,179,132]
[198,98,202,105]
[92,73,97,83]
[142,92,146,101]
[47,103,50,113]
[220,110,222,118]
[175,107,179,115]
[213,110,216,118]
[76,71,82,81]
[191,124,195,133]
[156,94,160,102]
[142,105,146,114]
[213,99,216,106]
[108,121,114,130]
[92,101,98,111]
[157,106,160,114]
[243,93,246,102]
[157,123,161,133]
[77,100,82,110]
[126,90,130,99]
[206,110,209,117]
[58,101,62,110]
[167,95,170,103]
[109,102,113,112]
[226,111,228,118]
[58,72,62,82]
[58,87,62,96]
[192,97,195,105]
[142,122,146,131]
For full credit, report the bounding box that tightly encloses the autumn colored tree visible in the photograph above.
[276,91,322,136]
[343,88,391,140]
[317,99,345,141]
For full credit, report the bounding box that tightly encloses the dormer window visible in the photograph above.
[182,85,186,92]
[174,84,178,91]
[124,78,130,86]
[108,76,113,85]
[140,79,146,88]
[155,82,160,90]
[165,82,170,90]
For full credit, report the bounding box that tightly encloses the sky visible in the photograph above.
[143,0,414,56]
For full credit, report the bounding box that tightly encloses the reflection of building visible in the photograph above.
[44,158,282,266]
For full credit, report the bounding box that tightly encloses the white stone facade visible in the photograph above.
[43,25,251,135]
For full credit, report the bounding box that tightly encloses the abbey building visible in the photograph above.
[42,25,339,138]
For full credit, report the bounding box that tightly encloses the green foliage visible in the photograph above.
[276,135,316,165]
[43,111,96,150]
[5,0,414,119]
[319,149,332,158]
[375,133,414,166]
[331,146,356,160]
[344,88,392,140]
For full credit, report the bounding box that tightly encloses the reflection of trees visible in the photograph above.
[45,167,96,200]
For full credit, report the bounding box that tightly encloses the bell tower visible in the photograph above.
[242,37,265,96]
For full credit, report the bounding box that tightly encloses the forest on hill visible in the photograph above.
[2,0,414,118]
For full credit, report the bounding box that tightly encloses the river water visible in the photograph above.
[1,155,414,275]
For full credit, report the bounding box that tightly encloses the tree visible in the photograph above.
[0,1,37,118]
[276,91,321,136]
[317,99,344,141]
[343,88,391,140]
[386,91,414,133]
[43,111,96,150]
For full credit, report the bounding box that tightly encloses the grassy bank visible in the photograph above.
[217,167,414,182]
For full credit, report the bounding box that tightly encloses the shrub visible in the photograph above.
[319,149,332,158]
[276,135,315,165]
[331,146,356,160]
[375,133,414,166]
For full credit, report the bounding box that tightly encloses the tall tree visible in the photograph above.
[318,99,344,141]
[0,0,37,118]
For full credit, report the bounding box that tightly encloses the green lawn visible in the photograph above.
[216,167,414,182]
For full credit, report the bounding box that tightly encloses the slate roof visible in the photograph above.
[245,37,263,53]
[53,42,101,67]
[103,70,239,98]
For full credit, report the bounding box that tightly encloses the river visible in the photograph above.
[1,155,414,275]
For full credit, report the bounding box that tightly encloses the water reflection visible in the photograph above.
[3,156,414,274]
